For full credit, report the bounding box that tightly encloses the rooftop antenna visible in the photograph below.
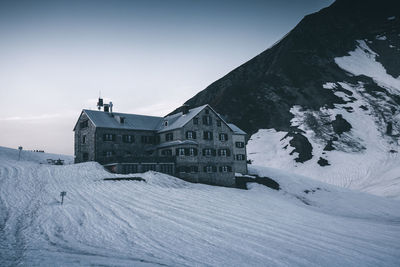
[97,91,104,110]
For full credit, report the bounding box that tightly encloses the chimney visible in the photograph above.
[104,104,109,112]
[109,102,113,113]
[97,97,103,110]
[182,104,190,115]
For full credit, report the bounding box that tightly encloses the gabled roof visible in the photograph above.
[228,123,246,135]
[81,109,164,131]
[74,105,247,136]
[158,104,208,133]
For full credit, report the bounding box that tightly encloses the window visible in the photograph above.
[161,149,172,156]
[186,131,196,139]
[219,133,228,141]
[205,109,209,114]
[124,151,132,157]
[202,148,215,156]
[236,154,246,160]
[189,148,194,156]
[123,135,134,143]
[217,120,222,127]
[164,121,168,126]
[202,116,212,125]
[178,148,185,156]
[193,117,199,125]
[204,165,217,173]
[235,142,245,148]
[80,120,88,129]
[190,166,199,173]
[82,135,86,144]
[120,117,125,124]
[219,166,232,172]
[141,136,155,144]
[103,151,115,157]
[218,149,230,157]
[103,134,115,141]
[203,131,213,140]
[165,133,173,141]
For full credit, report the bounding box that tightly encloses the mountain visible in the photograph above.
[176,0,400,198]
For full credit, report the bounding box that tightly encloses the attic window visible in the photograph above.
[80,120,88,129]
[205,109,209,114]
[120,117,125,124]
[164,121,168,127]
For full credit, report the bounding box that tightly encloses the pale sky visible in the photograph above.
[0,0,334,155]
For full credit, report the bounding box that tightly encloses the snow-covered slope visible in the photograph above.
[1,147,399,266]
[247,37,400,199]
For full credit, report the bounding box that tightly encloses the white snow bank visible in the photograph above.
[0,145,73,164]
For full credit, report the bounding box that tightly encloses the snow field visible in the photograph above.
[0,147,399,266]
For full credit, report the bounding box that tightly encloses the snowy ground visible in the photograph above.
[0,146,399,266]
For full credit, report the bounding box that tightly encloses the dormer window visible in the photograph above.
[120,117,125,124]
[164,121,168,127]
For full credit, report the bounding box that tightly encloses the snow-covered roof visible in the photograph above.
[158,104,208,133]
[82,109,164,131]
[77,105,247,136]
[228,123,246,135]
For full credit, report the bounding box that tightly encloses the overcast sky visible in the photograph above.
[0,0,334,155]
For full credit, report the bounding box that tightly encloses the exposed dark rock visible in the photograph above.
[288,133,313,163]
[359,105,368,111]
[317,157,330,166]
[343,106,354,113]
[235,175,280,190]
[323,139,335,151]
[331,114,352,135]
[386,122,393,135]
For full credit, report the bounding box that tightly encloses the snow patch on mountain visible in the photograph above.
[334,40,400,93]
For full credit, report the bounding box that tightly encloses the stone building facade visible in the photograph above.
[74,104,247,186]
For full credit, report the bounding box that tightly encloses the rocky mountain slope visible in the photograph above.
[176,0,400,197]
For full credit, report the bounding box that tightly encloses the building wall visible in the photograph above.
[157,106,237,187]
[74,112,96,163]
[232,134,248,174]
[94,128,158,164]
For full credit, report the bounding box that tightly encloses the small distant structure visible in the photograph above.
[47,158,65,165]
[18,146,23,161]
[60,191,67,205]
